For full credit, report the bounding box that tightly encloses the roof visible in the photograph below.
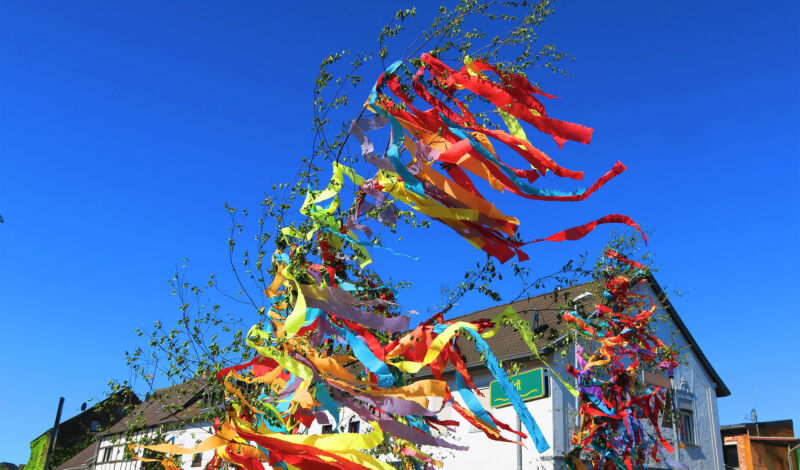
[104,378,212,435]
[447,281,602,365]
[417,275,731,397]
[721,419,795,436]
[54,442,97,470]
[32,388,140,441]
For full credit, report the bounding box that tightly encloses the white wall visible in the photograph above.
[434,369,557,470]
[94,421,213,470]
[100,282,724,470]
[432,282,725,470]
[642,282,725,470]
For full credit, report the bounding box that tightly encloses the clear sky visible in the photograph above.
[1,0,798,463]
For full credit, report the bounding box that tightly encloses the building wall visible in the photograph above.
[94,422,213,470]
[431,282,725,470]
[749,442,790,470]
[723,433,796,470]
[434,365,560,470]
[644,283,725,470]
[261,282,727,470]
[723,434,750,469]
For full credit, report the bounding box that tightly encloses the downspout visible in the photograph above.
[788,442,800,470]
[517,414,522,470]
[707,387,721,469]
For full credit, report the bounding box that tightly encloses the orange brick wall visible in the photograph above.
[723,435,751,470]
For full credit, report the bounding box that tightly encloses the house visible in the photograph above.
[720,419,799,470]
[90,380,219,470]
[27,389,140,470]
[61,275,730,470]
[308,275,730,469]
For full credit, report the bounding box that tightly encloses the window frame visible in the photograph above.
[722,443,740,469]
[347,421,360,434]
[677,397,697,446]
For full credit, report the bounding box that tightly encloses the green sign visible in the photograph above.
[489,368,547,408]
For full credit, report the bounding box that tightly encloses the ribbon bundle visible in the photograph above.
[133,54,655,470]
[351,53,645,262]
[564,250,679,470]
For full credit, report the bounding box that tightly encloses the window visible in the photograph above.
[679,410,695,445]
[723,444,739,469]
[662,392,697,446]
[101,447,113,463]
[677,398,696,446]
[191,453,203,467]
[321,424,333,434]
[348,421,360,433]
[89,420,100,432]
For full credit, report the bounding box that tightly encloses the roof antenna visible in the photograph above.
[744,404,759,436]
[744,384,760,435]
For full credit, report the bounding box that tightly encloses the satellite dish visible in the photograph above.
[81,402,87,411]
[750,409,757,422]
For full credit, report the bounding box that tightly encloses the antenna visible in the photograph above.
[744,408,759,436]
[747,384,760,435]
[431,285,458,313]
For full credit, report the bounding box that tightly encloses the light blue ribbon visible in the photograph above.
[331,324,394,388]
[315,382,340,425]
[455,372,496,429]
[368,60,425,198]
[432,323,550,452]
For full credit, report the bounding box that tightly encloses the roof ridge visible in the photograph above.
[445,278,598,321]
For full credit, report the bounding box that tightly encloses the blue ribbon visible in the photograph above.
[368,60,426,198]
[439,112,592,199]
[321,227,418,261]
[455,372,496,429]
[314,382,340,425]
[432,323,550,452]
[331,324,394,387]
[302,307,324,327]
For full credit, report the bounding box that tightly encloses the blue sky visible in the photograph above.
[1,0,798,463]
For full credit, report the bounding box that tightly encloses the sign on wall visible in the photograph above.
[489,367,548,408]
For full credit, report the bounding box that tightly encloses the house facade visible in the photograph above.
[60,277,729,470]
[79,382,217,470]
[307,276,730,470]
[27,389,140,470]
[720,419,799,470]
